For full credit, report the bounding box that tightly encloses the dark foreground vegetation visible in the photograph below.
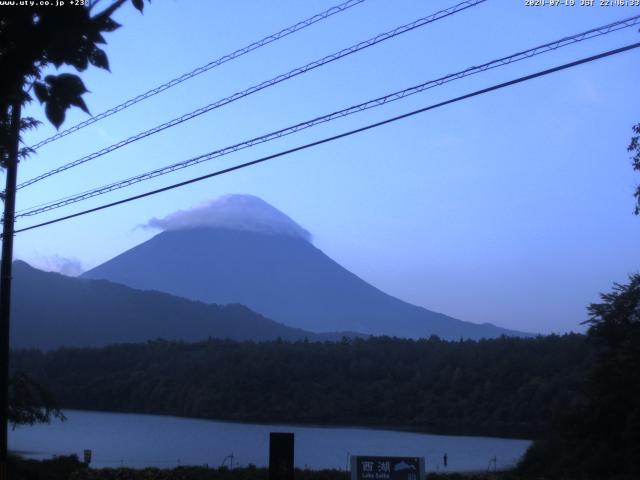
[517,275,640,479]
[9,455,344,480]
[7,454,520,480]
[12,334,590,439]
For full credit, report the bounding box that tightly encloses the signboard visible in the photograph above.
[351,456,424,480]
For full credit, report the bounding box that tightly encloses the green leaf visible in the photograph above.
[33,82,49,103]
[45,101,65,129]
[20,117,42,131]
[69,51,89,72]
[40,74,92,126]
[90,31,107,45]
[46,74,88,97]
[69,96,90,115]
[98,16,121,32]
[89,47,109,71]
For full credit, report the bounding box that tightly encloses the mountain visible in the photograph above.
[83,195,530,340]
[10,261,331,350]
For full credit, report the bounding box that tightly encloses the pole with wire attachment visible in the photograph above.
[0,98,22,480]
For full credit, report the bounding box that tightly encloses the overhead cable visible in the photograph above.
[17,0,487,190]
[12,42,640,235]
[15,14,640,218]
[29,0,368,150]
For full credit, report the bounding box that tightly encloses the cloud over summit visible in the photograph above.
[145,194,312,242]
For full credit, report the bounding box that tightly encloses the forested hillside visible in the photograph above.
[12,334,590,438]
[11,261,333,348]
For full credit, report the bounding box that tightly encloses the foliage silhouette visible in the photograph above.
[8,371,65,429]
[0,0,147,132]
[628,123,640,215]
[519,275,640,479]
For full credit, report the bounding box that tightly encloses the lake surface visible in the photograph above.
[9,410,531,472]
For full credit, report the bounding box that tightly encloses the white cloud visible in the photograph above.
[28,254,84,277]
[144,194,312,242]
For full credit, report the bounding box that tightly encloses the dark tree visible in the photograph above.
[628,123,640,215]
[583,275,640,477]
[0,0,150,133]
[0,1,148,476]
[7,372,65,429]
[519,275,640,479]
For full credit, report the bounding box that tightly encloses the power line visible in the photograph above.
[16,0,486,191]
[12,42,640,236]
[28,0,368,151]
[15,14,640,219]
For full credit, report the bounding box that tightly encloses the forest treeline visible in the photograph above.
[518,275,640,479]
[11,334,591,439]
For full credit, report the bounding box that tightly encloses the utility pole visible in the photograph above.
[0,99,22,480]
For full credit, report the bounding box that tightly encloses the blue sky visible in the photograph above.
[11,0,640,334]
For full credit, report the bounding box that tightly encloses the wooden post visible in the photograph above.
[269,432,294,480]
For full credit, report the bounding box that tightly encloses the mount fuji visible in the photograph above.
[83,195,530,340]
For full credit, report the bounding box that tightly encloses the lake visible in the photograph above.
[9,410,531,472]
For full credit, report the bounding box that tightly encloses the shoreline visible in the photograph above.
[48,407,534,441]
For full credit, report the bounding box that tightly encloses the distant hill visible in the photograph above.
[10,261,331,350]
[83,195,531,340]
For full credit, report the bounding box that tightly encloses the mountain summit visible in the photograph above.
[84,195,530,340]
[146,194,311,241]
